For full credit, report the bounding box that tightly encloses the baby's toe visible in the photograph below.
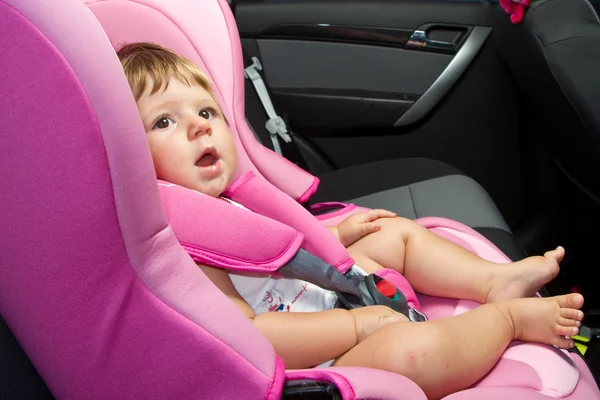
[554,324,579,337]
[544,246,565,263]
[551,335,575,349]
[560,307,584,321]
[556,293,584,310]
[557,316,581,327]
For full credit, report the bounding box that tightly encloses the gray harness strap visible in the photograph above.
[278,249,362,297]
[278,249,427,322]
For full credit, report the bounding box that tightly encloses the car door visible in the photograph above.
[235,0,524,228]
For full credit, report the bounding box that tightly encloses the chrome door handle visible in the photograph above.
[407,30,457,51]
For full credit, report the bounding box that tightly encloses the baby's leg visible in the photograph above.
[347,217,562,303]
[334,293,583,400]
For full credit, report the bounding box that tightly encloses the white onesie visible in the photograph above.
[222,197,341,368]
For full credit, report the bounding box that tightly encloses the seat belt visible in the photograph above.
[244,56,291,156]
[279,249,427,322]
[243,55,313,173]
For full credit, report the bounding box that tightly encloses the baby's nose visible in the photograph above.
[189,117,211,138]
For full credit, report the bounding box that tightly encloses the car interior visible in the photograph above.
[1,0,600,398]
[241,0,600,384]
[238,0,600,366]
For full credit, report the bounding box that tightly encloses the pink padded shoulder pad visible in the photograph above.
[224,172,355,273]
[158,181,304,273]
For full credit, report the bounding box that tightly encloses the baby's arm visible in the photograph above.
[199,264,356,368]
[198,264,406,368]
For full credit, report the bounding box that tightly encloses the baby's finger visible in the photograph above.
[362,221,382,234]
[374,209,396,218]
[363,209,396,222]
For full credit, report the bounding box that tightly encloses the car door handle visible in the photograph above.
[407,30,458,51]
[395,26,492,127]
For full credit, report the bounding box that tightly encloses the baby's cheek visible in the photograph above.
[227,148,238,173]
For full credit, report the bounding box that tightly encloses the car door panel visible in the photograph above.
[257,38,452,128]
[235,2,496,33]
[236,0,522,227]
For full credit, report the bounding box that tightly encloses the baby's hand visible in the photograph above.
[337,209,396,247]
[349,306,408,343]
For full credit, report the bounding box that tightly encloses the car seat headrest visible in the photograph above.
[85,0,319,201]
[86,0,259,177]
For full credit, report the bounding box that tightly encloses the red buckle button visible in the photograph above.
[375,279,397,298]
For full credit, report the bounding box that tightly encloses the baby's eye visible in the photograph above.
[153,116,174,130]
[199,108,215,120]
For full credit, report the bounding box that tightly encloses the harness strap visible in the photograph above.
[280,250,427,322]
[278,248,361,296]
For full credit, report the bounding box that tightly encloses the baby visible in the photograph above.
[119,42,584,400]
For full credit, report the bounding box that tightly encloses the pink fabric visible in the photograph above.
[287,357,599,400]
[572,355,600,399]
[476,358,543,389]
[444,355,599,399]
[500,0,531,24]
[482,343,579,397]
[216,0,319,200]
[1,1,279,399]
[417,295,461,321]
[298,176,321,204]
[225,172,355,273]
[415,217,512,263]
[8,0,274,364]
[286,367,427,400]
[268,356,286,400]
[158,181,304,273]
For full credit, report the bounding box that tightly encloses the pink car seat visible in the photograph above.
[0,1,599,400]
[0,1,425,398]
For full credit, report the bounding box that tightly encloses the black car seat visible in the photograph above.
[494,0,600,225]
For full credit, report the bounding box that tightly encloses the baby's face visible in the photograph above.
[136,78,237,197]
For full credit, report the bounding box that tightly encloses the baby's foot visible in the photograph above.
[498,293,584,348]
[486,246,564,303]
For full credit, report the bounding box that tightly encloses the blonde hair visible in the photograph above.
[117,42,215,103]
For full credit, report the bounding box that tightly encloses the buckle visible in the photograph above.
[266,117,292,143]
[244,57,263,80]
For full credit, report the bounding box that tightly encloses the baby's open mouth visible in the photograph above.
[196,149,218,167]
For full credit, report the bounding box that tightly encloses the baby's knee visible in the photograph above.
[379,216,421,237]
